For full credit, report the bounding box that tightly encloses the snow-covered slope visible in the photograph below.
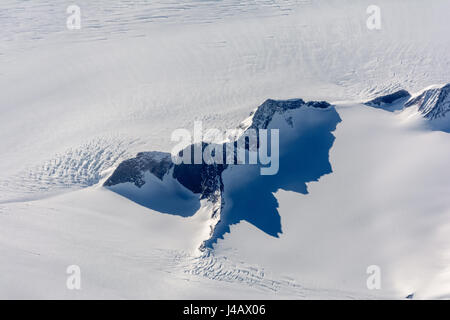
[403,84,450,132]
[1,0,450,299]
[2,96,450,299]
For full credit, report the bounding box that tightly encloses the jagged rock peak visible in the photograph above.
[405,83,450,120]
[104,97,333,195]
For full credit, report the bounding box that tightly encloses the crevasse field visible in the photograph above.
[1,0,450,299]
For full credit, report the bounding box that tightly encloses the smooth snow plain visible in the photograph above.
[1,0,450,299]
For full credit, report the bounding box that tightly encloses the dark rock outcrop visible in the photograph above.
[104,98,328,199]
[404,84,450,120]
[249,99,330,129]
[104,98,339,250]
[364,89,411,109]
[104,151,173,188]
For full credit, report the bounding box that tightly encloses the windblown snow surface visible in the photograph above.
[1,0,450,299]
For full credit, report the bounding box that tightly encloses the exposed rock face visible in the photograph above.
[104,147,226,202]
[103,88,448,250]
[364,84,450,131]
[104,98,337,250]
[364,89,411,107]
[104,151,173,188]
[172,143,227,201]
[104,98,327,197]
[404,84,450,120]
[249,99,330,130]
